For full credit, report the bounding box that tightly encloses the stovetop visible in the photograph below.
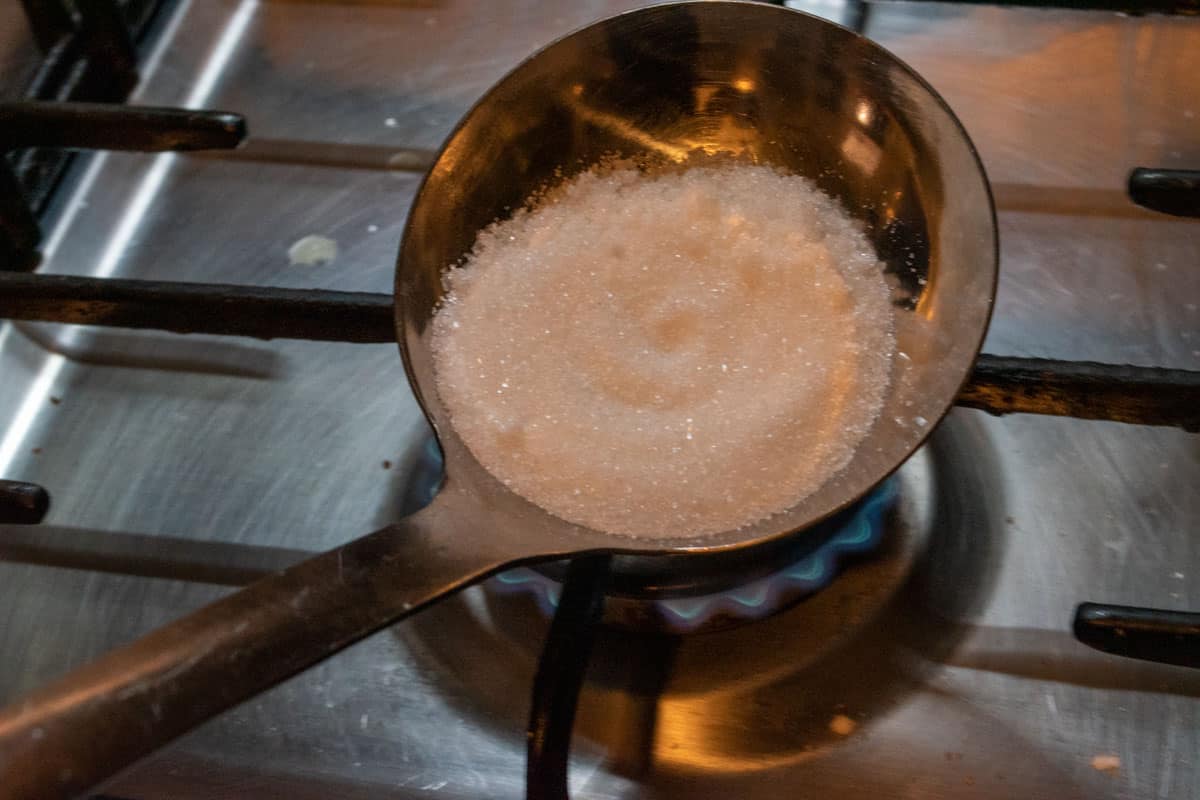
[1,2,1198,798]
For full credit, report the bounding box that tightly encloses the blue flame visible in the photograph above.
[491,479,898,629]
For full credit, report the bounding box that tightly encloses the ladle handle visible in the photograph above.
[0,489,519,800]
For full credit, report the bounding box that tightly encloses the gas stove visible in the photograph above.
[0,1,1198,799]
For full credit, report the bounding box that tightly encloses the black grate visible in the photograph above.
[2,0,171,270]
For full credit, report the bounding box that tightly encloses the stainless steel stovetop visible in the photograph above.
[1,2,1198,798]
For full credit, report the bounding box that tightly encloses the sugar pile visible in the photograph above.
[431,164,895,538]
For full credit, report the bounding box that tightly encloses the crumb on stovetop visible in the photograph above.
[828,714,857,736]
[287,235,338,266]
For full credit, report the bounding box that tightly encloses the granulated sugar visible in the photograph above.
[431,164,894,538]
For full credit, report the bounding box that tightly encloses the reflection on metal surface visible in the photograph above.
[0,0,1195,797]
[840,127,882,174]
[0,0,257,476]
[200,138,437,172]
[182,0,258,112]
[0,352,63,475]
[561,96,694,162]
[855,97,874,126]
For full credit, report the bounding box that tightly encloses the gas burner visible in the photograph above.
[397,433,900,633]
[401,415,1005,780]
[493,480,898,634]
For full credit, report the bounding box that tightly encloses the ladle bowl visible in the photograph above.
[397,0,997,586]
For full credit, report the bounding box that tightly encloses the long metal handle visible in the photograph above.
[0,488,519,800]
